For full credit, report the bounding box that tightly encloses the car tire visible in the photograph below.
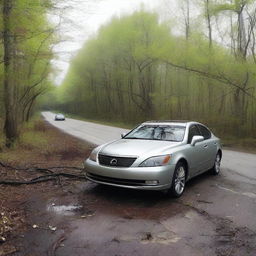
[168,162,186,198]
[211,153,221,175]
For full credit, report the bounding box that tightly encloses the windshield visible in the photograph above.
[124,125,186,142]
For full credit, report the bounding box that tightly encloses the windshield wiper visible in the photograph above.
[124,137,140,139]
[124,137,179,142]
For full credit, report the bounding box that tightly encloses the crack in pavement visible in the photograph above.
[216,184,256,199]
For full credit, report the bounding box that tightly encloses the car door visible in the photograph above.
[197,124,216,170]
[186,125,207,177]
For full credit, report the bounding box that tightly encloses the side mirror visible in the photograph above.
[191,135,204,146]
[121,133,126,138]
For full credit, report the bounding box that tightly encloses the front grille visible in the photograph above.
[98,154,136,167]
[87,172,145,186]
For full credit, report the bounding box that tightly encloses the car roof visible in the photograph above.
[143,120,209,127]
[145,120,190,123]
[144,120,191,125]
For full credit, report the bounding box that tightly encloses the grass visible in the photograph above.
[0,117,93,166]
[222,137,256,154]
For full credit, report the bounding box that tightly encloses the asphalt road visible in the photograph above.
[42,111,256,181]
[39,111,256,255]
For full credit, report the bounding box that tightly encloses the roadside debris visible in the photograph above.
[48,234,66,256]
[80,212,95,218]
[0,161,86,186]
[49,225,57,232]
[0,245,17,256]
[197,200,213,204]
[32,224,39,229]
[0,236,6,243]
[0,211,14,243]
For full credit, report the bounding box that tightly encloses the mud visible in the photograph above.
[10,168,255,256]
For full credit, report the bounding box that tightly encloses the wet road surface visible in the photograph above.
[34,111,256,255]
[21,172,256,256]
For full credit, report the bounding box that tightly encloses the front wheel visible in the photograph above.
[168,162,186,198]
[211,153,221,175]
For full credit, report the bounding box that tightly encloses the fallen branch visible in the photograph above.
[0,173,87,186]
[0,177,56,185]
[30,173,86,181]
[48,234,66,256]
[45,166,83,170]
[197,200,213,204]
[0,161,86,186]
[0,161,83,171]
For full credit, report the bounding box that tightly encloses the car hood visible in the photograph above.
[99,139,181,157]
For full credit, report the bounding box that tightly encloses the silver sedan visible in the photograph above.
[84,121,222,197]
[54,113,65,121]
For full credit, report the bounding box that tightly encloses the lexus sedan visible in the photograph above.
[54,113,65,121]
[84,121,222,197]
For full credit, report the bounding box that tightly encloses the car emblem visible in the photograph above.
[110,158,118,166]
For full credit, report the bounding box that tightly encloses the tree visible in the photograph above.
[1,0,55,146]
[51,8,256,138]
[3,0,18,146]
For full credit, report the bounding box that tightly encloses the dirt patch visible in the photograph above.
[0,119,93,255]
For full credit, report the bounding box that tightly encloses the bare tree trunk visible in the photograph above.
[237,10,247,59]
[205,0,212,48]
[3,0,18,147]
[185,0,190,40]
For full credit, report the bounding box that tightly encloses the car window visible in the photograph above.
[124,125,186,142]
[197,125,211,140]
[188,125,201,144]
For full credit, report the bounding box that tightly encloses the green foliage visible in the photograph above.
[211,0,254,14]
[0,0,55,144]
[50,8,256,138]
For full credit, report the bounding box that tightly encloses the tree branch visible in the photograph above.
[165,60,255,99]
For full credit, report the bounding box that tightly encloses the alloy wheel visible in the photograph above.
[215,154,221,174]
[174,166,186,195]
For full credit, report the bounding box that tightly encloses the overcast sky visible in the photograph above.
[50,0,163,85]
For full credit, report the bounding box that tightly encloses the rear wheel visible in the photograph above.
[169,162,186,198]
[211,153,221,175]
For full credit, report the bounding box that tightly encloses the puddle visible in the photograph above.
[47,204,82,216]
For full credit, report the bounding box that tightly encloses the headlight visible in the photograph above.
[89,148,98,162]
[139,155,171,167]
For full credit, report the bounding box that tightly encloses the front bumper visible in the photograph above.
[84,159,175,191]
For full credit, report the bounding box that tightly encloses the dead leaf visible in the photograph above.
[0,245,17,256]
[0,236,6,243]
[49,225,57,231]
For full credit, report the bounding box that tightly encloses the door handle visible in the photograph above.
[203,144,208,148]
